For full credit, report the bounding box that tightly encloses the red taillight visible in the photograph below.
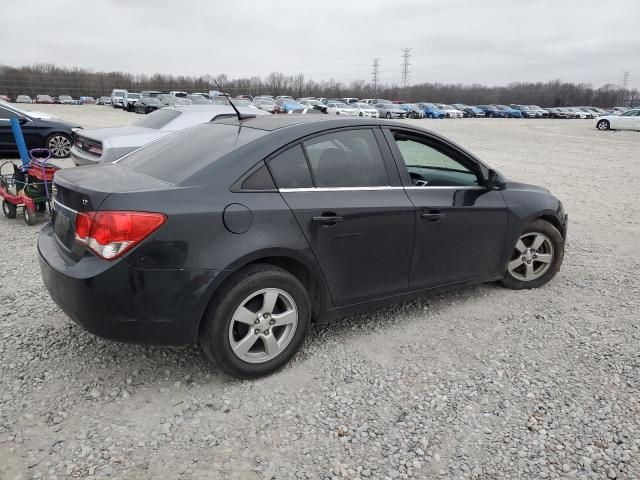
[74,211,166,260]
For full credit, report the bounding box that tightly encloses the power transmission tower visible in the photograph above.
[371,58,380,94]
[401,48,412,87]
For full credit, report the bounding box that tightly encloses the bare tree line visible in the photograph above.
[1,64,637,107]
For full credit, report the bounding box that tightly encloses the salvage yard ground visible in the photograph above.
[1,105,639,479]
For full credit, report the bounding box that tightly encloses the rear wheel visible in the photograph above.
[199,264,310,379]
[46,133,72,158]
[3,200,16,219]
[501,219,564,290]
[386,112,392,119]
[23,207,37,226]
[596,120,610,131]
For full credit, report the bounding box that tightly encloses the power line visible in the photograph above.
[401,48,412,87]
[371,58,380,94]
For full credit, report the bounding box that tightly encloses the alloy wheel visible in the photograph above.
[48,135,72,157]
[507,232,554,281]
[228,288,298,364]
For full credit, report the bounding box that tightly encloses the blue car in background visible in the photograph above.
[476,105,507,118]
[417,102,445,119]
[399,103,425,118]
[274,98,306,114]
[494,104,523,118]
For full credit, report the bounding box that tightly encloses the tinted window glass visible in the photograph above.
[241,162,276,190]
[118,123,266,184]
[303,129,388,187]
[268,145,313,189]
[131,109,181,129]
[393,134,479,187]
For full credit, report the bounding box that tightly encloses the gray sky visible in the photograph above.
[2,0,639,88]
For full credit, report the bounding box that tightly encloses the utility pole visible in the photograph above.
[622,71,631,106]
[371,58,380,95]
[401,48,412,88]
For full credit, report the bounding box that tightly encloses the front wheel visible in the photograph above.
[501,219,564,290]
[596,120,610,131]
[386,112,392,119]
[3,200,17,219]
[23,207,37,226]
[199,264,310,379]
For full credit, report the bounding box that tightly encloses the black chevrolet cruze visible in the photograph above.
[39,115,567,378]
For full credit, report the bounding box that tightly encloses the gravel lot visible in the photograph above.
[1,105,639,480]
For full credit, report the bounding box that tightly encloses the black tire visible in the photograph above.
[3,200,17,219]
[386,112,391,119]
[199,264,311,379]
[23,207,37,226]
[501,219,564,290]
[596,120,610,131]
[46,133,72,158]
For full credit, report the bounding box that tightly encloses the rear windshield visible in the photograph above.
[132,109,181,129]
[117,123,267,184]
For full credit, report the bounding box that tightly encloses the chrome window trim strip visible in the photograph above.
[53,199,78,215]
[279,186,484,193]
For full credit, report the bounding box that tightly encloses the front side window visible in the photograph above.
[393,133,479,187]
[303,129,389,188]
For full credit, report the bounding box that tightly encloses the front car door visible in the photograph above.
[383,127,509,289]
[267,127,415,306]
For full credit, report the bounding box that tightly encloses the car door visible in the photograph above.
[383,127,509,289]
[267,127,415,306]
[617,110,638,130]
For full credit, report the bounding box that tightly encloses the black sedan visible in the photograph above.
[134,97,163,114]
[0,100,81,158]
[39,115,567,378]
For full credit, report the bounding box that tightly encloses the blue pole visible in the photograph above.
[10,117,30,171]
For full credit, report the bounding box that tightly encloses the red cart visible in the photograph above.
[0,149,59,225]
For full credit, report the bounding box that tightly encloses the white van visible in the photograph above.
[169,91,188,98]
[110,89,128,108]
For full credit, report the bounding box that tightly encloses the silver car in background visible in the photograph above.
[375,103,406,119]
[70,105,267,166]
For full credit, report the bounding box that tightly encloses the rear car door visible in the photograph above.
[383,128,509,289]
[268,127,415,306]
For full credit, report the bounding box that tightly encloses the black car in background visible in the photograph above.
[134,97,163,114]
[0,100,81,158]
[39,115,567,378]
[476,105,507,118]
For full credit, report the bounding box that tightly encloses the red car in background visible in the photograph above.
[0,95,10,102]
[36,95,55,104]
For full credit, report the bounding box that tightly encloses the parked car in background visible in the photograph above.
[298,99,328,113]
[124,92,141,111]
[544,108,567,119]
[158,94,191,107]
[351,102,379,117]
[566,107,592,119]
[417,103,445,119]
[275,95,294,102]
[187,94,213,105]
[0,95,10,102]
[527,106,549,118]
[58,95,74,105]
[339,97,360,105]
[36,95,54,104]
[252,97,277,113]
[16,95,33,104]
[71,104,268,166]
[40,115,567,378]
[435,104,464,118]
[96,96,112,105]
[477,105,507,118]
[140,90,163,98]
[134,97,163,114]
[612,107,629,114]
[169,91,188,98]
[111,89,128,108]
[79,96,95,105]
[375,103,406,119]
[235,95,253,101]
[493,105,523,118]
[595,108,640,131]
[452,104,483,118]
[0,99,81,158]
[326,101,358,116]
[274,98,306,114]
[510,105,537,118]
[399,103,425,119]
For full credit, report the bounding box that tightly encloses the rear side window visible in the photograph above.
[303,129,389,187]
[131,109,181,129]
[118,123,266,184]
[268,145,313,189]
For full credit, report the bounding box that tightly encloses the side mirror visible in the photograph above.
[486,169,504,190]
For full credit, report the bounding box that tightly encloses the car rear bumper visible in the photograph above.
[38,223,220,345]
[70,145,101,166]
